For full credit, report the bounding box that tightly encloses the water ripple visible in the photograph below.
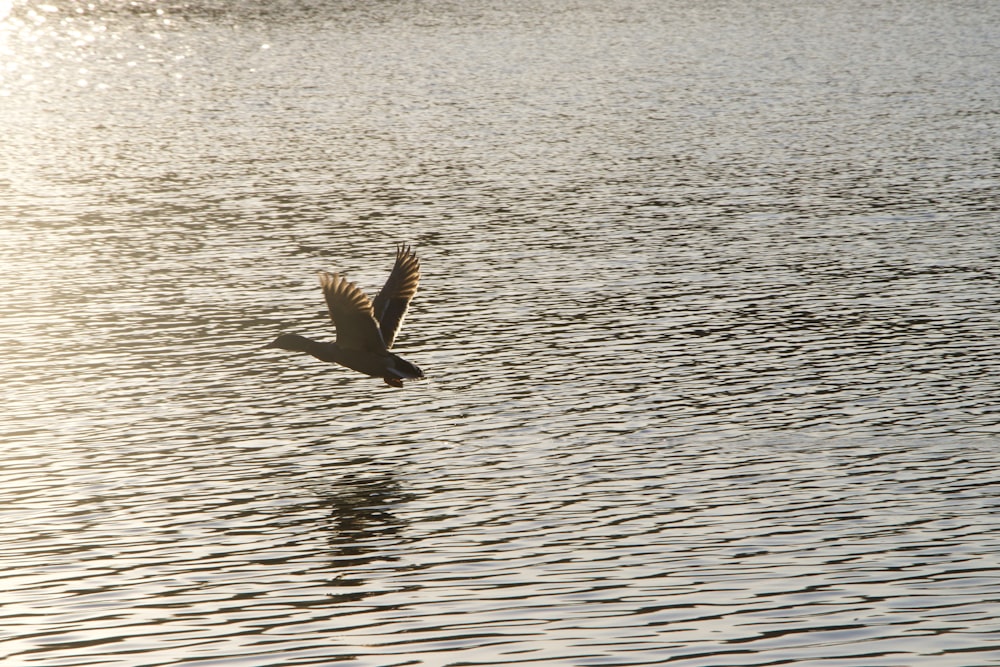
[2,0,1000,664]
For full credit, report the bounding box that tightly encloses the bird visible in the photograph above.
[264,245,424,388]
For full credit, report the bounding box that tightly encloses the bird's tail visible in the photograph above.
[387,354,424,380]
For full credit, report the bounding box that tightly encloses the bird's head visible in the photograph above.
[263,333,311,352]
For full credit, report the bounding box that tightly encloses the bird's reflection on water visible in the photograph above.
[281,468,415,604]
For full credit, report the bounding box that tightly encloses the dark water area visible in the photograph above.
[2,0,999,664]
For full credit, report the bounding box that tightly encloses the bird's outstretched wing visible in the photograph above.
[319,271,387,352]
[372,245,420,349]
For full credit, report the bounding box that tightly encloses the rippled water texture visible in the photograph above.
[2,0,1000,664]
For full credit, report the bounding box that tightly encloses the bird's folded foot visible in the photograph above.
[384,377,404,388]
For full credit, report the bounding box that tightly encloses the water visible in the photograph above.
[2,0,1000,664]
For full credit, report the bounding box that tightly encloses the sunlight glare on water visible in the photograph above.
[1,0,999,665]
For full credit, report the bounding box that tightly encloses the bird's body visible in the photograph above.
[265,245,424,387]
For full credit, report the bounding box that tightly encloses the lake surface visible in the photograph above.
[2,0,1000,664]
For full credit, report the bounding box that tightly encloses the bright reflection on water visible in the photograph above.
[2,0,1000,664]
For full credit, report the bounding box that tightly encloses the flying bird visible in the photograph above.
[265,245,424,387]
